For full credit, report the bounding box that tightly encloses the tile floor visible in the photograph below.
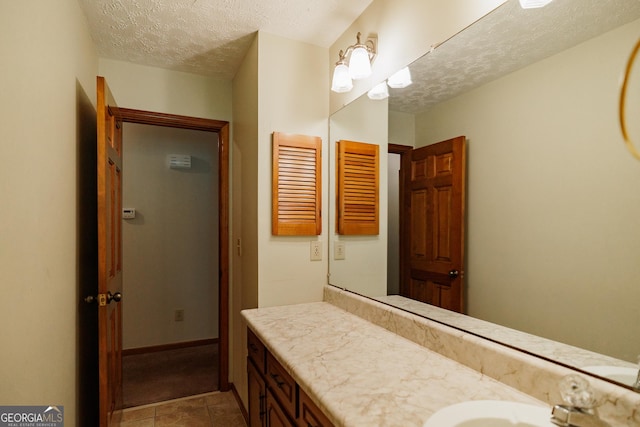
[120,391,247,427]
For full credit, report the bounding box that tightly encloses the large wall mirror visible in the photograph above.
[329,0,640,390]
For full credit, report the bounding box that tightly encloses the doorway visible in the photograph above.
[388,144,412,296]
[118,108,229,406]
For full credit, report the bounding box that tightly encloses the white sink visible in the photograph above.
[582,365,638,387]
[423,400,554,427]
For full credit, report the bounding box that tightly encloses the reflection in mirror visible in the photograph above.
[329,94,388,297]
[328,0,640,390]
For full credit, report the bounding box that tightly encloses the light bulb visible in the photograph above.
[331,63,353,93]
[348,46,372,80]
[367,82,389,100]
[387,67,412,89]
[518,0,553,9]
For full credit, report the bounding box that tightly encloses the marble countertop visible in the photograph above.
[242,302,547,427]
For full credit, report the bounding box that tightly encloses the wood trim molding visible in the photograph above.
[230,383,248,425]
[217,122,230,392]
[388,143,412,154]
[119,108,228,132]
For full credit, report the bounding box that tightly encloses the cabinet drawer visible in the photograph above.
[266,351,297,418]
[247,328,266,373]
[298,388,334,427]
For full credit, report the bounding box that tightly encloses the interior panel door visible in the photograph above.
[96,76,123,427]
[402,136,466,313]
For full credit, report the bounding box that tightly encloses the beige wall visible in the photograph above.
[98,59,232,120]
[414,19,640,362]
[389,110,416,147]
[0,1,98,425]
[231,31,329,408]
[329,0,506,113]
[122,123,219,349]
[256,32,330,309]
[329,95,389,296]
[231,35,259,407]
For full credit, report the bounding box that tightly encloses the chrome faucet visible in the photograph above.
[550,375,611,427]
[551,405,611,427]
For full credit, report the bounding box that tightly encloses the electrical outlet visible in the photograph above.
[174,309,184,322]
[334,241,346,260]
[310,241,322,261]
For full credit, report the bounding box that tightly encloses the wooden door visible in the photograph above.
[401,136,466,313]
[97,76,123,426]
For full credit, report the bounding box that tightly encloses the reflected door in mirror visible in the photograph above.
[401,136,466,313]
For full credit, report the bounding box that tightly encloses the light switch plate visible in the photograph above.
[334,241,346,260]
[310,241,322,261]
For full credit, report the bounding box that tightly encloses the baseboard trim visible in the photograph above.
[123,338,218,356]
[230,382,248,424]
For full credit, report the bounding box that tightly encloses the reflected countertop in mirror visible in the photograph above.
[374,294,636,371]
[328,0,640,390]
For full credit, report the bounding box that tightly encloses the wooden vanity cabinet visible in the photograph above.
[247,358,266,427]
[248,327,266,371]
[265,351,297,417]
[265,388,294,427]
[299,388,333,427]
[247,328,334,427]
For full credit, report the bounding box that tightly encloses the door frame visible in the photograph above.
[118,107,230,391]
[388,143,412,294]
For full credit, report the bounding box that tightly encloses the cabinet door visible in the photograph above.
[298,389,334,427]
[266,389,296,427]
[248,359,266,427]
[266,352,297,417]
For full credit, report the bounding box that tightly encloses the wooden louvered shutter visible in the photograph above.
[336,140,379,235]
[272,132,322,235]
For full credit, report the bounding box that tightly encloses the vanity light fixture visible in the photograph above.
[387,66,412,89]
[518,0,554,9]
[331,32,377,93]
[367,82,389,100]
[331,58,353,93]
[367,66,412,100]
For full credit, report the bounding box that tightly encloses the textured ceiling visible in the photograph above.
[78,0,374,79]
[389,0,640,114]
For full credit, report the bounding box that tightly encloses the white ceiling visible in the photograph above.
[78,0,640,111]
[77,0,374,79]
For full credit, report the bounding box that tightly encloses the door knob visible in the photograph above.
[448,270,459,279]
[108,291,122,303]
[84,291,122,305]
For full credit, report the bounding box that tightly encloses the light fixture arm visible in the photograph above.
[340,32,377,65]
[331,32,377,93]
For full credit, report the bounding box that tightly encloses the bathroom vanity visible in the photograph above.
[242,286,640,426]
[246,327,333,427]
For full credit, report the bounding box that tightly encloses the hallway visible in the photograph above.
[123,343,218,408]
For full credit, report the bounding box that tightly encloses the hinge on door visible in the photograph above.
[98,293,107,306]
